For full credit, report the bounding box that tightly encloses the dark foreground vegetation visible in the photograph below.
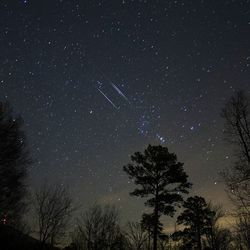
[0,224,60,250]
[0,90,250,249]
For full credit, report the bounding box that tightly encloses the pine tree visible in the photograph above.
[123,144,191,250]
[175,196,215,250]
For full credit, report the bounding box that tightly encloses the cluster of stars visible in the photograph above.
[0,0,249,221]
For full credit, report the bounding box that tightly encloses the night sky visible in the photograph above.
[1,0,250,227]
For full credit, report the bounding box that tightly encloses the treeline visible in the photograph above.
[0,90,249,250]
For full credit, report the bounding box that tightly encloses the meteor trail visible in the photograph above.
[94,66,130,103]
[111,83,130,103]
[97,88,119,110]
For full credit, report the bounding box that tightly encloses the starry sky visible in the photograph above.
[1,0,250,227]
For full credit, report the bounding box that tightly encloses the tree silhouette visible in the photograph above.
[141,213,154,250]
[0,102,31,226]
[34,182,74,248]
[234,212,250,250]
[73,204,124,250]
[221,90,250,212]
[141,212,167,250]
[174,196,215,250]
[204,203,225,250]
[123,144,191,250]
[125,222,147,250]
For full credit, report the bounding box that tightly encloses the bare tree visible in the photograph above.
[73,204,124,250]
[221,90,250,212]
[205,203,227,250]
[234,211,250,250]
[125,222,147,250]
[34,182,74,248]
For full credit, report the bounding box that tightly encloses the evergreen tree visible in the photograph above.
[0,102,31,226]
[141,213,166,250]
[123,144,191,250]
[175,196,215,250]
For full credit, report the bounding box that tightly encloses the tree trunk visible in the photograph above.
[197,227,202,250]
[153,190,158,250]
[147,228,151,250]
[153,209,158,250]
[210,228,216,250]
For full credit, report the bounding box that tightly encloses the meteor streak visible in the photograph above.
[111,83,130,103]
[97,88,119,109]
